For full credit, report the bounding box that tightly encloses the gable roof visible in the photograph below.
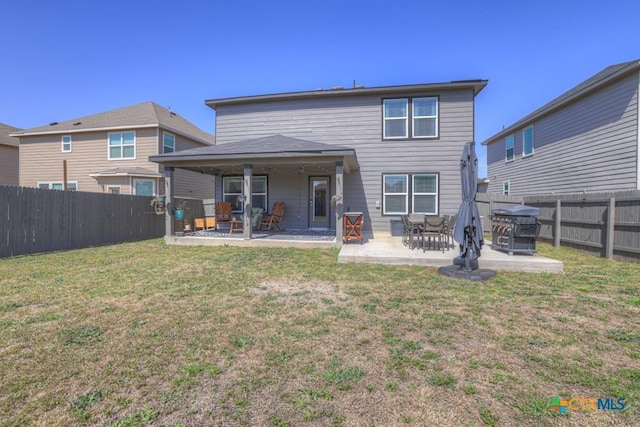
[0,123,21,147]
[481,59,640,146]
[150,134,359,172]
[206,80,488,109]
[11,102,215,145]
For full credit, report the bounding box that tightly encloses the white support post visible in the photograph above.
[243,164,252,240]
[335,160,344,246]
[164,167,175,238]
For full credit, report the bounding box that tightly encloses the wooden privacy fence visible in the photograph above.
[0,186,166,258]
[476,190,640,261]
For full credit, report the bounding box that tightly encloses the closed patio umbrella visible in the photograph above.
[453,140,483,271]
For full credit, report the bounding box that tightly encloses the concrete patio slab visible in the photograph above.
[338,235,564,274]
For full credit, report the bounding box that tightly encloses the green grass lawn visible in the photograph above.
[0,240,638,426]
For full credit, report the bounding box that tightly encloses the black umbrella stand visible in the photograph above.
[438,141,496,281]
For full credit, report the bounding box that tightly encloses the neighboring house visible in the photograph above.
[0,123,21,186]
[12,102,215,197]
[151,80,487,238]
[482,59,640,196]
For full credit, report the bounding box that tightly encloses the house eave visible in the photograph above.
[205,80,488,109]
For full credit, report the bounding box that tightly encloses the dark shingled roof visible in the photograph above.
[150,134,359,171]
[152,134,355,158]
[12,102,215,145]
[482,59,640,146]
[0,123,21,147]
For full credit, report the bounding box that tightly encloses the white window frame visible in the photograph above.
[505,134,515,162]
[383,98,409,139]
[132,179,155,196]
[251,176,268,212]
[223,175,268,213]
[382,174,409,215]
[37,181,78,191]
[107,186,121,194]
[61,135,72,153]
[523,126,534,157]
[108,131,136,160]
[503,180,510,196]
[163,132,175,154]
[412,97,439,139]
[412,174,439,215]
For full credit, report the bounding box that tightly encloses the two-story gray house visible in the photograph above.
[151,80,487,241]
[482,59,640,196]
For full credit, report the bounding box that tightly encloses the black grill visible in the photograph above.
[490,205,541,255]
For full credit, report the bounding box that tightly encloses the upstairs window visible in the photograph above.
[523,126,534,156]
[505,134,514,161]
[163,132,175,153]
[61,135,72,152]
[412,98,438,138]
[383,97,438,140]
[383,99,408,138]
[109,131,135,159]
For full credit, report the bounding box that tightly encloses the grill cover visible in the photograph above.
[491,204,540,217]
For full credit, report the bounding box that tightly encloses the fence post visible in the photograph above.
[606,197,615,259]
[554,199,561,247]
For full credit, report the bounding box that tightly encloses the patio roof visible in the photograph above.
[149,134,359,173]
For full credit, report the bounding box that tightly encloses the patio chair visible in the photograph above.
[259,202,285,231]
[215,202,233,223]
[442,214,457,250]
[401,215,421,249]
[421,215,446,252]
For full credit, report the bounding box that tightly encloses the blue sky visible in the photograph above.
[1,0,639,177]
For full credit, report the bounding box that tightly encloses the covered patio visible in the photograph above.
[149,135,359,245]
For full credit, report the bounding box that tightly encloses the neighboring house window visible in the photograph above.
[505,134,514,162]
[107,186,120,194]
[412,174,439,215]
[503,181,510,195]
[523,126,534,156]
[37,182,77,191]
[61,135,72,152]
[383,97,438,139]
[223,176,268,213]
[163,132,175,153]
[133,179,155,196]
[108,131,135,159]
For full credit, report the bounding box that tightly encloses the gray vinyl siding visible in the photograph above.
[214,89,475,234]
[487,72,639,195]
[170,132,215,199]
